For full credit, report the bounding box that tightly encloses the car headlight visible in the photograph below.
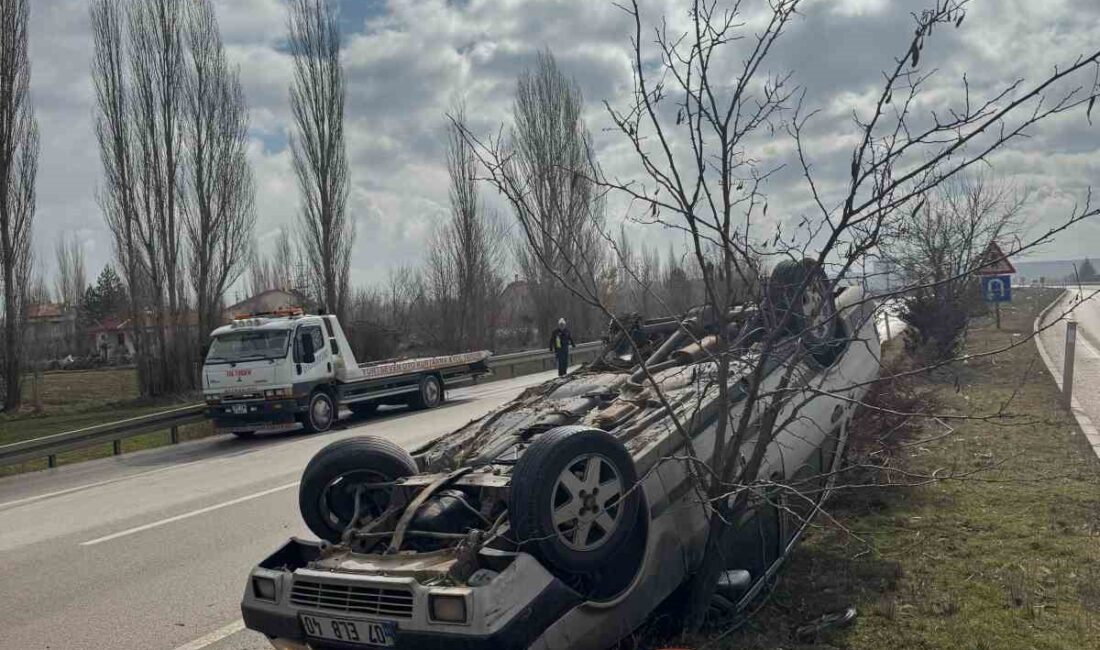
[263,387,292,400]
[428,594,468,624]
[252,576,277,601]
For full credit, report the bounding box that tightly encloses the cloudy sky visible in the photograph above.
[26,0,1100,296]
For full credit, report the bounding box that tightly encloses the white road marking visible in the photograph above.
[171,620,246,650]
[80,481,299,546]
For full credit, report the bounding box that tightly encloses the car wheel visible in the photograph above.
[766,258,841,365]
[410,375,443,410]
[300,390,335,433]
[510,426,641,574]
[299,436,418,543]
[348,401,379,417]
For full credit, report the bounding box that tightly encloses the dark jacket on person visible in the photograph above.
[549,327,574,355]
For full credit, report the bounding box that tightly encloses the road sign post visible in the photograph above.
[980,274,1012,329]
[976,243,1015,331]
[1064,319,1077,408]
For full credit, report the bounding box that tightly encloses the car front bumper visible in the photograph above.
[241,540,582,650]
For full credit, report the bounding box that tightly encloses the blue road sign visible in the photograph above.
[981,275,1012,302]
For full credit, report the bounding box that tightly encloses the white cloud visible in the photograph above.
[23,0,1100,293]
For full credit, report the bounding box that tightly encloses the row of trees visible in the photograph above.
[84,0,351,398]
[91,0,256,395]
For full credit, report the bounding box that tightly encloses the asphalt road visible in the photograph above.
[1036,286,1100,459]
[0,369,562,650]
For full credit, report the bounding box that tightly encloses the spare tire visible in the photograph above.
[766,258,841,365]
[299,436,417,543]
[510,426,641,575]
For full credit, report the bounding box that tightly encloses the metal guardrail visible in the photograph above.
[487,341,603,374]
[0,342,607,469]
[0,404,207,468]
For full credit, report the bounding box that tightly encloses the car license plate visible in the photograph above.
[300,614,396,647]
[231,404,247,415]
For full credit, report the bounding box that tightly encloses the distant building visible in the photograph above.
[26,303,79,360]
[89,317,136,362]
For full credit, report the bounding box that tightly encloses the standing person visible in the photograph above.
[549,317,574,377]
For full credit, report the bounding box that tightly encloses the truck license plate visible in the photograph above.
[300,614,395,647]
[231,404,247,415]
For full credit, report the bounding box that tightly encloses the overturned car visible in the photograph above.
[241,261,882,650]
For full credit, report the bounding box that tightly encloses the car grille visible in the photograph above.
[290,579,414,618]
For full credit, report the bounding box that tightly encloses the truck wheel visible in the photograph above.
[299,436,418,543]
[349,402,379,417]
[766,258,841,365]
[510,426,641,575]
[410,375,443,410]
[300,390,335,433]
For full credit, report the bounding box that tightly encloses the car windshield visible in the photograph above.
[206,330,289,363]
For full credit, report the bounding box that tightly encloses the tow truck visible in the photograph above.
[202,308,491,436]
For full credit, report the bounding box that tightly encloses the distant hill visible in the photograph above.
[1012,260,1092,283]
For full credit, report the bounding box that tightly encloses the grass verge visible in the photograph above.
[0,367,211,478]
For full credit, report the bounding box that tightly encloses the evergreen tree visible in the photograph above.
[82,265,127,325]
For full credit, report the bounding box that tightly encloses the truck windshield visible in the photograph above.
[206,331,289,363]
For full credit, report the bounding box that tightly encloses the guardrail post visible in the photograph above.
[170,425,179,444]
[47,454,56,468]
[1063,319,1077,408]
[112,439,122,456]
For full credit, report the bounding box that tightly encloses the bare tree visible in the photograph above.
[183,0,255,341]
[26,271,48,305]
[248,229,301,298]
[54,233,87,308]
[91,0,192,395]
[505,50,607,340]
[460,0,1100,633]
[424,103,506,351]
[288,0,352,319]
[0,0,38,411]
[884,173,1027,359]
[91,0,147,390]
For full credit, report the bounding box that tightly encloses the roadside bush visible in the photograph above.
[899,288,971,361]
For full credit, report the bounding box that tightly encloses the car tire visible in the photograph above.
[300,390,336,433]
[510,426,641,575]
[299,435,418,543]
[409,375,443,410]
[348,401,379,417]
[766,258,841,365]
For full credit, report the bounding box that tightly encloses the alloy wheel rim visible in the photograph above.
[550,453,624,551]
[312,395,332,427]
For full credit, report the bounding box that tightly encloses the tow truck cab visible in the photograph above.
[202,308,493,434]
[202,309,354,431]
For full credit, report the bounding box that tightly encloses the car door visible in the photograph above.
[294,324,330,385]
